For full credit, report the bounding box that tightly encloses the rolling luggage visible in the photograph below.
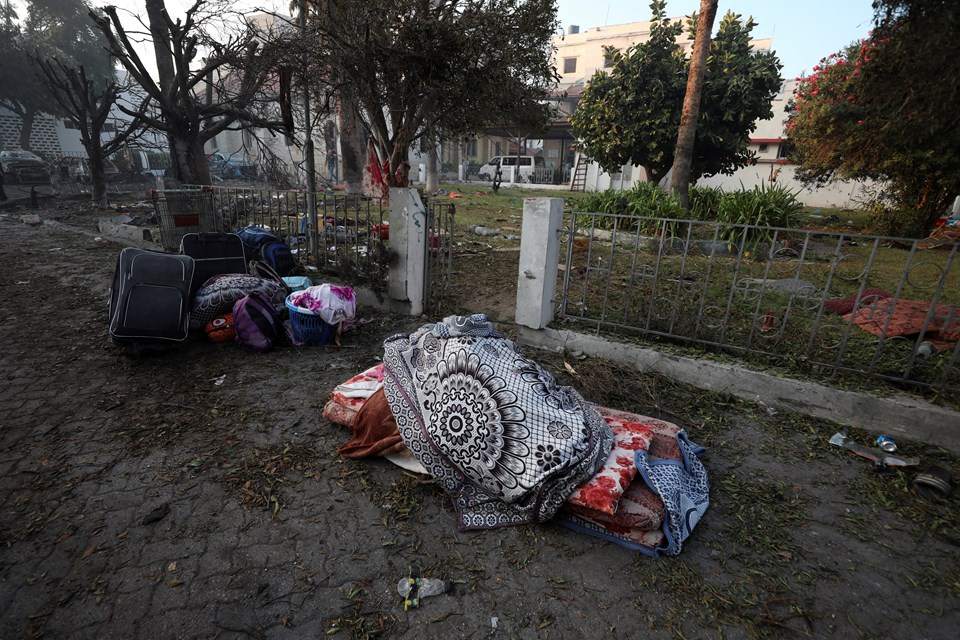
[180,232,247,297]
[108,247,194,351]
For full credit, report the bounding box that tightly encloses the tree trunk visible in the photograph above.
[171,137,211,185]
[425,138,440,192]
[338,98,365,194]
[669,0,718,211]
[387,140,411,187]
[89,146,107,207]
[145,0,176,97]
[18,107,36,151]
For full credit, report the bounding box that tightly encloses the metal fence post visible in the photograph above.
[516,197,564,329]
[388,187,427,315]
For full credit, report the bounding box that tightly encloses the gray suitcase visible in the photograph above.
[108,247,194,351]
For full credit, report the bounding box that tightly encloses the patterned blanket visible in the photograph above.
[381,314,613,531]
[322,318,710,554]
[558,407,709,556]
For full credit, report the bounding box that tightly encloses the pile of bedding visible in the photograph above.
[322,314,709,555]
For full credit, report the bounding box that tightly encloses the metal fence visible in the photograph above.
[178,185,456,309]
[424,197,456,313]
[558,211,960,400]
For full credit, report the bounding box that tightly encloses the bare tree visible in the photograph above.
[91,1,285,184]
[669,0,719,211]
[31,56,147,205]
[1,0,112,152]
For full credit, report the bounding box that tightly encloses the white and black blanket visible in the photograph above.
[382,314,613,530]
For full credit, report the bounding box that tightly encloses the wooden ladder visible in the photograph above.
[570,152,588,191]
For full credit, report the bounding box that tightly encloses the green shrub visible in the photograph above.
[863,199,929,238]
[572,183,686,233]
[689,185,724,221]
[713,183,803,248]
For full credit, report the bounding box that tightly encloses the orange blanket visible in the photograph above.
[845,298,960,351]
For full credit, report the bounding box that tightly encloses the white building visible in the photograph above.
[556,20,872,208]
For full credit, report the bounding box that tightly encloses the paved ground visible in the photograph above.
[1,206,958,640]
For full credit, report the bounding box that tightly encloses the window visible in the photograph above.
[777,141,792,159]
[563,57,577,74]
[758,143,768,153]
[465,137,477,156]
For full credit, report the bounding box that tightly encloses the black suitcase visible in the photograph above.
[180,232,248,298]
[108,247,194,350]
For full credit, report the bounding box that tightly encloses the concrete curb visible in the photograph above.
[517,325,960,454]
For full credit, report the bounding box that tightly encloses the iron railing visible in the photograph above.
[424,198,456,313]
[558,211,960,400]
[180,185,455,309]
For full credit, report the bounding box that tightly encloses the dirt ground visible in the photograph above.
[1,201,959,640]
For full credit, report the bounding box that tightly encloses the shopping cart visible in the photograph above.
[152,188,215,251]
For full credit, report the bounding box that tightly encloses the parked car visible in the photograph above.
[58,156,122,183]
[208,151,258,180]
[477,155,545,182]
[0,150,51,184]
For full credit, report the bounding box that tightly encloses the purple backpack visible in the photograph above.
[232,291,283,352]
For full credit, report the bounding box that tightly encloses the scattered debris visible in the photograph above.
[876,435,898,453]
[468,225,500,237]
[212,374,226,386]
[829,433,919,468]
[913,464,953,500]
[398,577,449,610]
[20,214,41,226]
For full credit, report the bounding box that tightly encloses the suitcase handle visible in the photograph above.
[196,232,226,243]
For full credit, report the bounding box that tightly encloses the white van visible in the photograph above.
[477,155,545,182]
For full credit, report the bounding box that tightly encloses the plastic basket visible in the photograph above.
[153,189,215,251]
[285,296,337,345]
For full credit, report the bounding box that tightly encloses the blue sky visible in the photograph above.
[8,0,874,81]
[556,0,875,79]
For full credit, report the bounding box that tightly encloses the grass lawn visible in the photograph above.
[438,183,959,406]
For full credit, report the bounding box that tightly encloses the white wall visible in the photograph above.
[696,164,877,209]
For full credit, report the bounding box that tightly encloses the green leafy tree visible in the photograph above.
[0,0,112,151]
[786,0,960,237]
[571,1,781,185]
[304,0,559,187]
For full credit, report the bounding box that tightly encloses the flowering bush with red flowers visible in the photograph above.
[785,7,960,239]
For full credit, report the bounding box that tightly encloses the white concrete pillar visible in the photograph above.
[516,198,564,329]
[388,188,427,315]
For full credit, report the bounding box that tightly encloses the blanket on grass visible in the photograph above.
[844,297,960,351]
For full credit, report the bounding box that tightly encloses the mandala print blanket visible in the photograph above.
[382,314,613,531]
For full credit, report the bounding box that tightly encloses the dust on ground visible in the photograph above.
[0,202,958,640]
